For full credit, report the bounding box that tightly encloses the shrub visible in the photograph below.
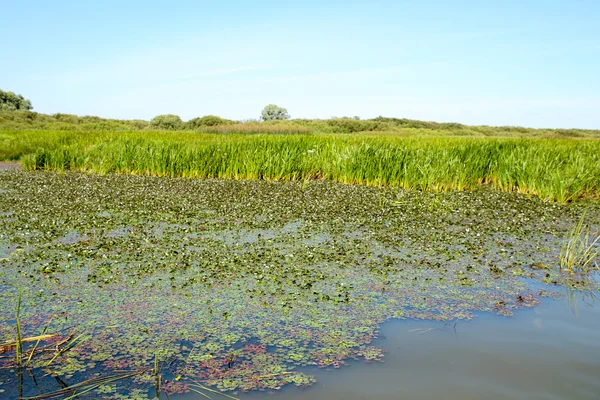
[325,118,388,133]
[80,115,103,123]
[187,115,234,129]
[149,114,183,130]
[127,120,150,130]
[53,113,79,124]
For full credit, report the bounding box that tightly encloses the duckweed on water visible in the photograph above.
[0,171,598,399]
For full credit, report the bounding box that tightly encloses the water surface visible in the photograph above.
[214,291,600,400]
[1,171,598,399]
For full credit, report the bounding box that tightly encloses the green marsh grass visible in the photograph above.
[15,289,23,368]
[560,215,600,273]
[2,130,600,202]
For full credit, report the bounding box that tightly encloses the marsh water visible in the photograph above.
[205,288,600,400]
[1,171,599,400]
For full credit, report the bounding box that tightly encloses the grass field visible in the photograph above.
[1,129,599,202]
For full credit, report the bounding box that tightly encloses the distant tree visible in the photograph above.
[0,89,33,111]
[149,114,183,130]
[261,104,290,121]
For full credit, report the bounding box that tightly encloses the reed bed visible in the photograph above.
[2,130,599,202]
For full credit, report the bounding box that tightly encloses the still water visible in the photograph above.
[178,289,599,400]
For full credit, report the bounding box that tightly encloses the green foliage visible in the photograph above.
[52,113,79,124]
[373,116,466,130]
[149,114,183,130]
[4,130,600,202]
[1,110,599,138]
[187,115,234,129]
[0,111,150,132]
[560,214,600,273]
[324,118,387,133]
[261,104,290,121]
[0,89,33,111]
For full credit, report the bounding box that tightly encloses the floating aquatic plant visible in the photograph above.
[0,170,597,398]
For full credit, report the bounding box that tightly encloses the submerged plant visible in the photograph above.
[559,214,600,273]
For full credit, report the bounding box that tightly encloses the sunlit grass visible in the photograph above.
[560,215,600,273]
[2,129,600,202]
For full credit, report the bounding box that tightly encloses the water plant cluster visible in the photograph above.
[0,170,598,398]
[2,130,600,202]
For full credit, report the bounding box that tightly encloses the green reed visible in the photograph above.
[15,289,23,367]
[560,214,600,273]
[2,130,600,202]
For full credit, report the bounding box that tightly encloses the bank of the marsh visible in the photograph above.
[0,161,21,170]
[0,170,598,399]
[1,130,600,202]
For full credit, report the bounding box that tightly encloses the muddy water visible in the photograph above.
[179,288,600,400]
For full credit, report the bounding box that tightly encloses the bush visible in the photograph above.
[187,115,234,129]
[53,113,79,124]
[80,115,103,123]
[149,114,183,130]
[127,120,150,130]
[324,118,388,133]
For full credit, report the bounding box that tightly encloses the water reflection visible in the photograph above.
[563,285,597,318]
[175,293,600,400]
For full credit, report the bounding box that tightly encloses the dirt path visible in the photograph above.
[0,161,22,170]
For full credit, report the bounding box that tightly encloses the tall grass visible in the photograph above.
[15,289,23,367]
[560,215,600,272]
[2,130,600,202]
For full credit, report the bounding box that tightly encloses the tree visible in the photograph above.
[0,89,33,111]
[149,114,183,130]
[261,104,290,121]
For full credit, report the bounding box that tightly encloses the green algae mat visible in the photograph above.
[0,171,598,399]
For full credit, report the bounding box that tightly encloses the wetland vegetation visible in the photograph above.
[2,110,600,137]
[1,112,599,399]
[0,169,598,399]
[3,0,600,396]
[1,130,599,202]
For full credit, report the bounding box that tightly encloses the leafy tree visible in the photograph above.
[149,114,183,130]
[261,104,290,121]
[0,89,33,111]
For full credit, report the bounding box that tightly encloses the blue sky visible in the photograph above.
[2,0,599,128]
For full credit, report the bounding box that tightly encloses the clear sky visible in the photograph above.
[2,0,599,128]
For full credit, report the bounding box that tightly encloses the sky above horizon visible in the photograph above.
[2,0,599,129]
